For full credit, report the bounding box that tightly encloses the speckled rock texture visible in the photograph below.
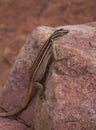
[0,22,96,130]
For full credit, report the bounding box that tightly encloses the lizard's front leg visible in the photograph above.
[52,43,66,61]
[52,42,74,61]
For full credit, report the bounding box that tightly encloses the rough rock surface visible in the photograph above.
[0,23,96,130]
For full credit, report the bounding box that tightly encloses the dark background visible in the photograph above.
[0,0,96,88]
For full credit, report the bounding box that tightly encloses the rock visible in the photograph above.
[0,118,27,130]
[0,22,96,130]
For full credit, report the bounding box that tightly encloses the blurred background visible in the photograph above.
[0,0,96,89]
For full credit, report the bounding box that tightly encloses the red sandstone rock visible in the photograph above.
[0,23,96,130]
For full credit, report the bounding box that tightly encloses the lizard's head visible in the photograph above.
[50,28,69,41]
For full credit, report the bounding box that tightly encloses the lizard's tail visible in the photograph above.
[0,106,25,117]
[0,83,33,117]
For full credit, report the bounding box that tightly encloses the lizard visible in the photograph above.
[0,28,69,117]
